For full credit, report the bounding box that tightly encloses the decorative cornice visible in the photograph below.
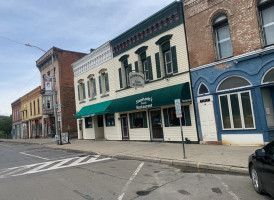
[155,34,173,45]
[98,68,107,74]
[135,46,148,54]
[110,1,184,57]
[72,42,113,77]
[78,79,84,83]
[119,54,129,62]
[87,74,95,79]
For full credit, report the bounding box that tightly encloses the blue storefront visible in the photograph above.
[191,47,274,145]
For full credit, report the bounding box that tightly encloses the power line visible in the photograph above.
[0,35,26,46]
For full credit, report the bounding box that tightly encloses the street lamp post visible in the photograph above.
[25,43,62,145]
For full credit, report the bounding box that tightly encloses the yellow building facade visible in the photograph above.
[21,86,42,138]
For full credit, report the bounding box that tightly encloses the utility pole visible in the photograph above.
[25,44,62,145]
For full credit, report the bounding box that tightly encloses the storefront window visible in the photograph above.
[129,111,147,128]
[105,114,115,127]
[163,106,191,127]
[85,117,92,128]
[219,91,255,129]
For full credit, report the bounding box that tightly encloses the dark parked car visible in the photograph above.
[248,141,274,197]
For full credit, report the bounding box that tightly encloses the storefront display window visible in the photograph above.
[105,114,115,127]
[163,106,191,127]
[219,91,255,130]
[129,111,147,128]
[85,117,92,128]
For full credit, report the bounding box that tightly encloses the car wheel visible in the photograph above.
[251,165,263,194]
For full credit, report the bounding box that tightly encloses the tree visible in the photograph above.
[0,115,12,136]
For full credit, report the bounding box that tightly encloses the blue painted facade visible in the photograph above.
[191,48,274,143]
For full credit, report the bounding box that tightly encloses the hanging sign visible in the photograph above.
[44,75,52,92]
[129,72,145,88]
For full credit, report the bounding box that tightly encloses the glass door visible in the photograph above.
[150,109,163,140]
[121,114,129,140]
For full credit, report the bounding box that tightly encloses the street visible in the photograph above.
[0,142,272,200]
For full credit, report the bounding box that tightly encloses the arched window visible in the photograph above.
[212,14,233,60]
[198,83,209,95]
[262,67,274,84]
[217,76,251,92]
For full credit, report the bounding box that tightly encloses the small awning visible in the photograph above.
[75,100,112,119]
[108,82,191,113]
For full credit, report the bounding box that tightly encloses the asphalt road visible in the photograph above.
[0,141,273,200]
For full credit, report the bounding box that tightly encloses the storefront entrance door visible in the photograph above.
[121,114,129,140]
[198,96,218,141]
[150,109,163,140]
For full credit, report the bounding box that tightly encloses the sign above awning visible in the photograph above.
[75,100,112,119]
[108,82,191,113]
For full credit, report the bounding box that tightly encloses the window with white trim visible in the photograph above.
[99,72,109,95]
[78,82,86,101]
[88,78,97,98]
[258,0,274,46]
[219,91,255,130]
[213,14,233,60]
[217,76,251,92]
[198,83,209,95]
[164,50,173,75]
[142,60,149,81]
[262,67,274,84]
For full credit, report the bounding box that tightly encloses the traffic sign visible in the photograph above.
[174,99,182,115]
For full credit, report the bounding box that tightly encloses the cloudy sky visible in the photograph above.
[0,0,176,116]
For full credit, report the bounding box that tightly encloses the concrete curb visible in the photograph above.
[0,139,249,174]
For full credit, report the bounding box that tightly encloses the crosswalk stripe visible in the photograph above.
[67,156,89,167]
[45,157,76,171]
[0,155,112,178]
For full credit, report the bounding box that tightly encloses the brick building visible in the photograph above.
[11,98,21,138]
[36,47,86,138]
[183,0,274,145]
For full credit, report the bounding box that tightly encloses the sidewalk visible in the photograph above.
[0,138,261,174]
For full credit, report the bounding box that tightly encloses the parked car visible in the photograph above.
[248,141,274,197]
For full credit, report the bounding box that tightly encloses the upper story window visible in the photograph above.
[87,74,97,99]
[33,100,36,115]
[155,34,178,78]
[258,0,274,46]
[118,55,131,89]
[37,98,40,114]
[43,96,52,110]
[98,69,109,95]
[77,79,86,102]
[213,14,233,60]
[135,46,153,82]
[30,102,32,116]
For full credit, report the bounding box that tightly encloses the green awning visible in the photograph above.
[108,82,191,113]
[75,100,112,119]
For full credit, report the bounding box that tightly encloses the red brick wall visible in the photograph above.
[57,50,86,134]
[183,0,262,69]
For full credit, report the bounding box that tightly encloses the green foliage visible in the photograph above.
[0,115,12,135]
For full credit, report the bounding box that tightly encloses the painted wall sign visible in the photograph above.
[129,72,145,88]
[215,62,232,70]
[136,97,153,109]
